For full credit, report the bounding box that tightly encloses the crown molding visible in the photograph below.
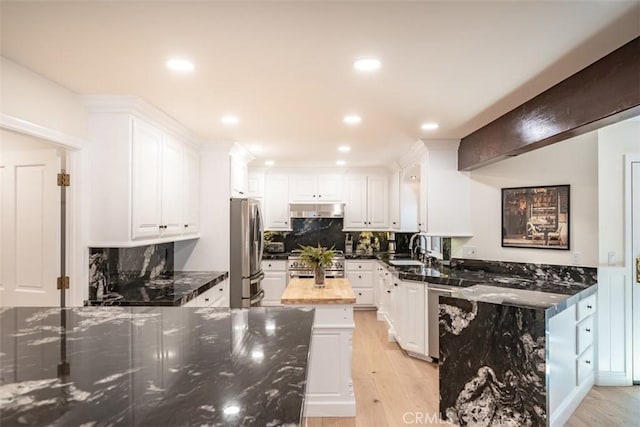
[420,138,461,151]
[82,95,203,146]
[0,113,85,149]
[396,140,427,169]
[230,142,255,165]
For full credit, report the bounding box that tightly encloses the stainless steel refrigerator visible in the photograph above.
[230,198,265,308]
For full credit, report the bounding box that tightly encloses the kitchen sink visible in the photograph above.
[388,259,425,266]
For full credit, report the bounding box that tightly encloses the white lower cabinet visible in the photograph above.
[262,260,287,306]
[183,279,229,308]
[304,306,356,417]
[398,280,425,355]
[345,261,375,307]
[548,293,596,427]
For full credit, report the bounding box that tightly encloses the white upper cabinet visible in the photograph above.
[389,171,401,230]
[229,155,248,197]
[343,173,389,230]
[264,174,291,230]
[247,171,264,198]
[85,97,201,247]
[419,141,472,236]
[182,146,200,234]
[289,174,342,202]
[131,119,163,240]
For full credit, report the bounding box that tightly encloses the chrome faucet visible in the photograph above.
[409,232,429,261]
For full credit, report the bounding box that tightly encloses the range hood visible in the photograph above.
[289,203,344,218]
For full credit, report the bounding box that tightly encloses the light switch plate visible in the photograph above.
[608,251,617,266]
[571,252,582,265]
[462,246,477,258]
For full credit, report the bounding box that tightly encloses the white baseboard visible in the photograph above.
[304,400,356,417]
[550,374,594,427]
[596,371,633,386]
[376,310,385,321]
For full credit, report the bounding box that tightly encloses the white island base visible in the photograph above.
[304,305,356,417]
[280,277,357,417]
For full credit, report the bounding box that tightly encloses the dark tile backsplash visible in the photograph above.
[264,218,414,254]
[89,243,174,300]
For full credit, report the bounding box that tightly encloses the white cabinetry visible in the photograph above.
[264,174,291,230]
[418,141,472,236]
[304,306,356,417]
[345,260,374,307]
[247,170,264,198]
[389,171,401,230]
[548,294,596,427]
[289,174,342,202]
[182,279,229,308]
[398,280,425,355]
[262,260,287,306]
[230,155,248,197]
[87,108,200,247]
[343,174,389,230]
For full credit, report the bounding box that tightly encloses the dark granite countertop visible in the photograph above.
[86,271,228,306]
[375,254,597,316]
[0,306,315,426]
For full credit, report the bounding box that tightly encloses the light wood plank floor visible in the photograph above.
[305,310,640,427]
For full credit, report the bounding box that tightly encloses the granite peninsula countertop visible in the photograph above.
[86,271,228,306]
[376,255,598,315]
[281,278,356,305]
[0,306,315,426]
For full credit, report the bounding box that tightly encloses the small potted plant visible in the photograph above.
[299,244,335,287]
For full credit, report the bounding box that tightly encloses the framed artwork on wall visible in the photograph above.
[501,185,570,250]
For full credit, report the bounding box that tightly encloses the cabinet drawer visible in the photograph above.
[576,316,594,355]
[576,295,596,321]
[353,288,374,306]
[347,271,373,288]
[263,260,286,271]
[347,261,373,271]
[576,346,594,385]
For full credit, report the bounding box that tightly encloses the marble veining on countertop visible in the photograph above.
[0,306,315,427]
[450,284,571,310]
[87,271,228,306]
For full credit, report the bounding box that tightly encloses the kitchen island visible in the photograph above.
[282,278,357,417]
[0,306,314,426]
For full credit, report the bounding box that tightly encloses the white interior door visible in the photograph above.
[632,160,640,383]
[1,142,62,306]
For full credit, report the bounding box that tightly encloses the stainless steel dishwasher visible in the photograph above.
[427,285,454,361]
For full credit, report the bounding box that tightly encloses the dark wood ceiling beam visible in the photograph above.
[458,37,640,171]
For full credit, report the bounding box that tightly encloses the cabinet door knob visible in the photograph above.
[184,224,189,228]
[587,305,593,309]
[358,265,362,269]
[387,290,391,294]
[585,360,591,365]
[358,292,362,296]
[313,194,316,198]
[268,264,272,267]
[394,283,398,287]
[358,275,362,279]
[318,194,322,198]
[284,221,288,225]
[204,298,209,302]
[585,328,591,332]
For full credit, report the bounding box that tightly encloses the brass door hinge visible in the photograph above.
[57,173,70,187]
[57,276,70,290]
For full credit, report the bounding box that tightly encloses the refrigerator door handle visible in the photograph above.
[250,289,265,305]
[242,272,265,298]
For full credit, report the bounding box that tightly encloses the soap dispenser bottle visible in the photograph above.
[345,233,353,255]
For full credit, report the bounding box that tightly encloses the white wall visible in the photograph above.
[0,57,87,144]
[175,145,231,271]
[452,131,599,267]
[597,119,640,266]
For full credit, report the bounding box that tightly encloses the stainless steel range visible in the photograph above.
[287,250,345,279]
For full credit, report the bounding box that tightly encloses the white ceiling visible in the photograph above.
[1,1,638,167]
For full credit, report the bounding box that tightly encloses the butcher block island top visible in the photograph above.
[281,278,356,305]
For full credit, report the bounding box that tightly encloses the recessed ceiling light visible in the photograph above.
[265,160,274,166]
[343,115,361,125]
[221,115,240,125]
[421,122,439,131]
[336,160,346,166]
[166,58,194,73]
[338,145,351,152]
[354,57,381,72]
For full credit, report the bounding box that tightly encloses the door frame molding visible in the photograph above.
[1,115,87,306]
[625,153,640,384]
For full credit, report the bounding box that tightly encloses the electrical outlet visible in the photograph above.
[462,246,478,258]
[571,252,582,266]
[608,251,617,266]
